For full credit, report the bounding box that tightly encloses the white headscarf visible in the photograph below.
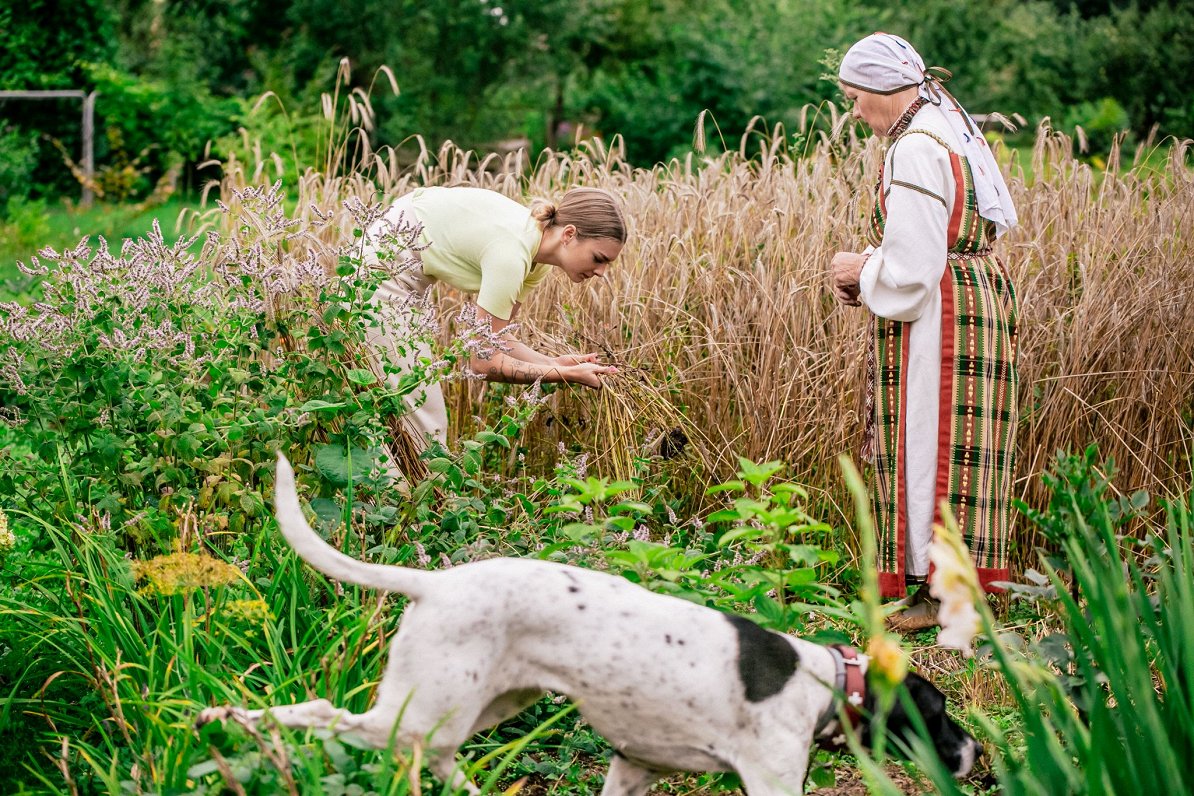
[839,32,1017,237]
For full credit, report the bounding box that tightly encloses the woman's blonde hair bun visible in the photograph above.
[531,187,626,243]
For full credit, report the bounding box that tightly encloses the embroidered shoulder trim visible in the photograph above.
[885,179,948,208]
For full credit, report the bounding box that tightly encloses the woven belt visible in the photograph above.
[947,248,994,260]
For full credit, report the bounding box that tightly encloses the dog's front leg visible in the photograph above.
[197,699,394,748]
[600,753,662,796]
[427,753,480,796]
[736,762,808,796]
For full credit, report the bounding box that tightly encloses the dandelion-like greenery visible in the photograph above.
[0,509,13,550]
[131,552,243,596]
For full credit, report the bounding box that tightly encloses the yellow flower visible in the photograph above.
[928,512,983,656]
[131,552,243,596]
[866,633,909,687]
[0,510,13,550]
[223,598,273,626]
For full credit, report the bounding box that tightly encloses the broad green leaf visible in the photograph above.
[346,368,378,386]
[314,444,378,487]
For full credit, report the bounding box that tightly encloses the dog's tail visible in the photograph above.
[273,453,432,599]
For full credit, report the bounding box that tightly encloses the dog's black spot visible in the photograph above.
[568,585,580,593]
[577,604,586,611]
[665,634,673,644]
[725,614,799,702]
[677,639,686,645]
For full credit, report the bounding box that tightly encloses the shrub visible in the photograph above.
[1062,96,1132,156]
[0,126,39,208]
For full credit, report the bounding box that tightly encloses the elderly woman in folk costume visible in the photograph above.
[830,33,1019,630]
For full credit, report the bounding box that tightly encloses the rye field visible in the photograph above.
[1,103,1193,794]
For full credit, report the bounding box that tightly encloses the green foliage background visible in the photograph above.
[3,0,1194,206]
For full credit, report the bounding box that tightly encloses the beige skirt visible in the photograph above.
[362,193,449,449]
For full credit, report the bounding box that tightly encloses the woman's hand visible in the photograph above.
[563,361,618,389]
[467,304,614,386]
[831,251,868,306]
[552,352,602,367]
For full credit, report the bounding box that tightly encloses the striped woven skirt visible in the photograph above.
[869,251,1019,598]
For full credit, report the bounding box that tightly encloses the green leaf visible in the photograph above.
[309,497,342,529]
[346,368,377,386]
[174,432,202,460]
[314,444,378,487]
[238,491,266,518]
[187,760,222,778]
[560,522,599,541]
[718,526,763,545]
[299,399,346,412]
[428,458,455,473]
[475,430,511,448]
[753,594,785,626]
[605,516,636,532]
[736,457,785,486]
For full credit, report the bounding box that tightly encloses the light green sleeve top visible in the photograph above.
[407,186,552,321]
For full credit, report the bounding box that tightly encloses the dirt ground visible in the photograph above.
[516,762,937,795]
[806,765,932,795]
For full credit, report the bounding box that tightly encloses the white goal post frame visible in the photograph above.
[0,90,98,207]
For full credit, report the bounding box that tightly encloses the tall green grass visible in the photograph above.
[0,508,562,794]
[868,453,1194,795]
[983,472,1194,793]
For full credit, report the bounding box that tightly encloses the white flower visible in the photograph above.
[928,514,983,656]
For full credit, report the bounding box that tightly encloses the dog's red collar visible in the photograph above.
[834,645,866,726]
[813,644,867,742]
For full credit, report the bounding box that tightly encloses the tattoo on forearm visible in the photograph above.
[476,352,563,384]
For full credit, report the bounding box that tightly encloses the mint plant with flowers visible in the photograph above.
[0,181,451,555]
[526,454,841,634]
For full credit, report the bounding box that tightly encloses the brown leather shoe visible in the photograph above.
[885,593,940,632]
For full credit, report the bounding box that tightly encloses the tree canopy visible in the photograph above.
[2,0,1192,202]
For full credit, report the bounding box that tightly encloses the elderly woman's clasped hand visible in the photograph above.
[830,250,868,306]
